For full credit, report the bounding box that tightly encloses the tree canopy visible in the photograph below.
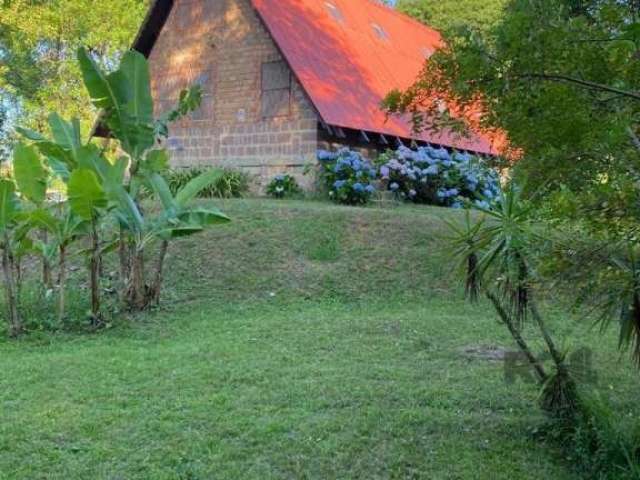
[385,0,640,198]
[396,0,508,34]
[0,0,148,137]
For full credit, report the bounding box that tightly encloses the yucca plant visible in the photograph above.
[447,183,578,416]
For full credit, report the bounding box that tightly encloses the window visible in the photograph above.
[261,61,291,118]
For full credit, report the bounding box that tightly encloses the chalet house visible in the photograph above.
[134,0,500,188]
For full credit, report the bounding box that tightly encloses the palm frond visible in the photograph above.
[444,211,486,303]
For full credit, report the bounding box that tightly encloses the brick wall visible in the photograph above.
[148,0,320,190]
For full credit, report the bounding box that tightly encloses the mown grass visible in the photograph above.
[0,199,637,479]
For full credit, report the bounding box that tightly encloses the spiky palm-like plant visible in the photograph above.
[448,183,577,416]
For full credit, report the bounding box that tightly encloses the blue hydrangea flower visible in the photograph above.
[333,180,346,189]
[380,165,390,179]
[353,182,365,192]
[317,150,336,162]
[390,182,400,191]
[365,185,376,194]
[409,189,417,198]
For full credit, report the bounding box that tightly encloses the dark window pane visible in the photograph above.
[262,61,290,91]
[262,89,290,118]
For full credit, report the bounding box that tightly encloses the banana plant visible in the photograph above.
[144,168,230,306]
[12,142,54,289]
[77,47,201,179]
[110,164,230,310]
[29,206,87,323]
[0,178,23,336]
[67,167,108,324]
[77,46,211,310]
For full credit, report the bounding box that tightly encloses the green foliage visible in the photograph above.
[541,393,640,479]
[0,0,148,135]
[0,178,19,232]
[13,143,47,204]
[397,0,508,34]
[164,167,251,199]
[0,41,229,328]
[385,0,640,197]
[0,199,638,479]
[67,169,107,220]
[317,149,377,205]
[266,174,301,199]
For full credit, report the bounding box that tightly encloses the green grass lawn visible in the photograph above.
[0,199,637,479]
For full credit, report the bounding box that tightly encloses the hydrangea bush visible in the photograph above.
[266,174,301,199]
[318,148,377,205]
[379,146,500,208]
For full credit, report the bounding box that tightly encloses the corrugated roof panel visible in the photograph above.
[252,0,502,155]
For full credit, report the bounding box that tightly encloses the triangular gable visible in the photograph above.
[133,0,502,155]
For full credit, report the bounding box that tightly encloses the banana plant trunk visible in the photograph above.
[150,240,169,305]
[130,248,147,311]
[89,218,101,325]
[2,236,22,337]
[118,229,130,301]
[58,245,67,324]
[41,230,53,290]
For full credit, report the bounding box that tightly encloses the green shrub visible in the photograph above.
[165,167,250,199]
[539,394,640,479]
[266,174,301,199]
[317,148,377,205]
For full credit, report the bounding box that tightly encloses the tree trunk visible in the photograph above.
[529,300,566,371]
[486,290,548,383]
[2,239,21,337]
[118,228,130,301]
[130,247,147,311]
[41,230,53,290]
[14,256,22,304]
[150,240,169,305]
[89,218,101,325]
[58,245,67,324]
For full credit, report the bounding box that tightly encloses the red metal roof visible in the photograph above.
[252,0,501,155]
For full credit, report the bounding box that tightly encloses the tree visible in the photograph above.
[385,0,640,196]
[5,46,227,332]
[75,47,226,311]
[448,185,578,416]
[389,0,640,370]
[0,0,148,135]
[396,0,508,34]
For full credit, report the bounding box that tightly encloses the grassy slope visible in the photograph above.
[0,199,637,479]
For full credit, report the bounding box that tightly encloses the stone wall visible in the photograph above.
[147,0,320,190]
